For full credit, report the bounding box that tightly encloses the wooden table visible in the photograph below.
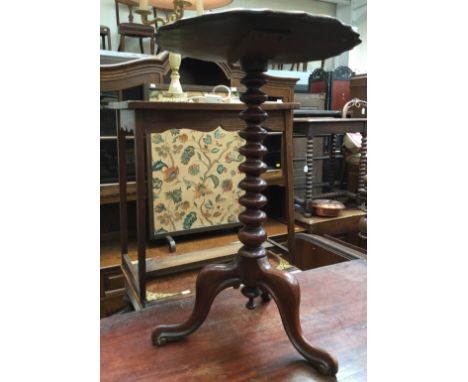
[110,101,298,309]
[144,9,361,376]
[101,259,367,381]
[293,117,367,214]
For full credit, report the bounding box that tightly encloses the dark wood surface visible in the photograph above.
[100,53,171,91]
[101,259,367,381]
[110,101,299,111]
[156,9,361,64]
[293,118,367,136]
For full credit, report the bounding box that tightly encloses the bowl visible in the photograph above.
[310,199,345,217]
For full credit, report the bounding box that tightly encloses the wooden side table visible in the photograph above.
[149,9,361,376]
[293,117,367,215]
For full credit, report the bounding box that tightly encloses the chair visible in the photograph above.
[115,0,156,54]
[100,25,112,50]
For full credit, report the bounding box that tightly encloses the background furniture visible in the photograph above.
[100,51,300,317]
[295,208,366,252]
[294,117,367,209]
[100,25,112,50]
[151,9,360,376]
[100,53,170,317]
[292,101,367,250]
[101,259,367,381]
[349,73,367,117]
[110,101,298,309]
[295,232,366,270]
[115,0,157,54]
[292,110,343,204]
[309,66,355,111]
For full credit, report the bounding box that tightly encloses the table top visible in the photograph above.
[294,109,347,118]
[294,117,367,123]
[149,0,232,11]
[101,260,367,381]
[294,117,367,135]
[109,100,299,111]
[156,9,361,64]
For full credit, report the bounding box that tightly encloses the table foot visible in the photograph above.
[258,262,339,376]
[151,260,240,346]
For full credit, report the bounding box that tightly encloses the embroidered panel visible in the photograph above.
[150,127,245,236]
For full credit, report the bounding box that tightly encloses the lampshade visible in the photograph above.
[149,0,232,11]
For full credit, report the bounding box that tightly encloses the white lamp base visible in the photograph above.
[162,52,187,101]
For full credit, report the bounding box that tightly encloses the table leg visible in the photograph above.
[304,134,314,217]
[357,131,367,205]
[329,134,337,191]
[283,110,296,262]
[117,111,128,259]
[134,115,147,306]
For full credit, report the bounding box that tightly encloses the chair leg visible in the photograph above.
[118,35,125,52]
[139,38,144,54]
[101,35,106,50]
[107,33,112,50]
[150,36,155,55]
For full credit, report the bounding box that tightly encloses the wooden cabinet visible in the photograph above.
[100,266,126,318]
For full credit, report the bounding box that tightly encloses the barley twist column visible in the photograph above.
[237,58,270,309]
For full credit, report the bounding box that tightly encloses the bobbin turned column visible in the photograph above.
[237,58,270,308]
[304,135,314,217]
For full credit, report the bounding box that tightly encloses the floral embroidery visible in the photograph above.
[222,179,233,192]
[150,127,245,234]
[163,166,179,182]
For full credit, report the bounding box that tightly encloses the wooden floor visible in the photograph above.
[101,218,305,269]
[143,251,296,303]
[101,260,367,381]
[101,218,305,308]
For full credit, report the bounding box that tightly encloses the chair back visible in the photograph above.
[115,0,157,26]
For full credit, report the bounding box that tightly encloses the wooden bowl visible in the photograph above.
[310,199,345,217]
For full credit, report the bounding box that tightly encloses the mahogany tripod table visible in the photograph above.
[152,9,361,376]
